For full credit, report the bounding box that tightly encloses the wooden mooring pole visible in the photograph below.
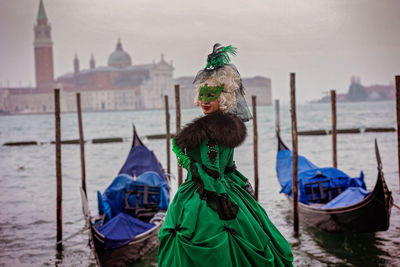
[290,73,299,234]
[331,90,337,168]
[275,99,280,135]
[54,89,63,250]
[164,95,171,174]
[76,93,87,196]
[175,85,183,186]
[396,75,400,192]
[252,96,259,201]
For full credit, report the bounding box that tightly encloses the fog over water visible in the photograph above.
[0,0,400,103]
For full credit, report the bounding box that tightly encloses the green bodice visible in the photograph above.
[187,138,234,176]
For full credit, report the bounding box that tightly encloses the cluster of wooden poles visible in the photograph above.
[53,74,400,249]
[54,90,87,250]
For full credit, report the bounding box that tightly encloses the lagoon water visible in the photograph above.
[0,101,399,266]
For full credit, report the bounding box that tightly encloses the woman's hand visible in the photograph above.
[172,138,191,171]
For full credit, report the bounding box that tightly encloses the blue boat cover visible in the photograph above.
[94,131,170,250]
[321,187,369,209]
[119,145,166,180]
[97,212,155,249]
[97,172,170,220]
[276,149,366,205]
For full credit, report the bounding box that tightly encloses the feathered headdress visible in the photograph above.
[193,43,238,85]
[205,44,237,70]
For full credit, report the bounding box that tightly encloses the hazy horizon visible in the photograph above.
[0,0,399,104]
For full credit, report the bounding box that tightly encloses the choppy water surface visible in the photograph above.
[0,101,399,266]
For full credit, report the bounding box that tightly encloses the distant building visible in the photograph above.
[57,42,174,111]
[242,76,272,106]
[364,83,395,100]
[0,89,10,113]
[0,0,174,114]
[174,75,272,108]
[315,76,395,103]
[347,76,367,102]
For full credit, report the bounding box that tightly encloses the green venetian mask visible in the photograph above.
[198,83,224,102]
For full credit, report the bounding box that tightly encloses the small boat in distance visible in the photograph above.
[81,125,171,266]
[275,134,392,233]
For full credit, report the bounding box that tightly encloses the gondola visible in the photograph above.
[81,126,171,266]
[275,133,392,233]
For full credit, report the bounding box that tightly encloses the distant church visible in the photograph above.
[0,0,174,114]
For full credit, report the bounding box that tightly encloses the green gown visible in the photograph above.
[158,113,293,267]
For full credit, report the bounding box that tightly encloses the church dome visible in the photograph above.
[108,39,132,68]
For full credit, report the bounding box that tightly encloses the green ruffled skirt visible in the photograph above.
[158,168,294,267]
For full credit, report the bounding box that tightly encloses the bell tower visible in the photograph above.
[34,0,54,90]
[90,54,96,70]
[74,54,80,75]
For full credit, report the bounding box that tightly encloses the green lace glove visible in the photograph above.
[172,138,191,171]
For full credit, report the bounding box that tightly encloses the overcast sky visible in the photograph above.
[0,0,399,103]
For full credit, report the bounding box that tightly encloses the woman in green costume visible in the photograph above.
[158,44,293,267]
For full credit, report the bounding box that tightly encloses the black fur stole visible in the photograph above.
[175,112,247,150]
